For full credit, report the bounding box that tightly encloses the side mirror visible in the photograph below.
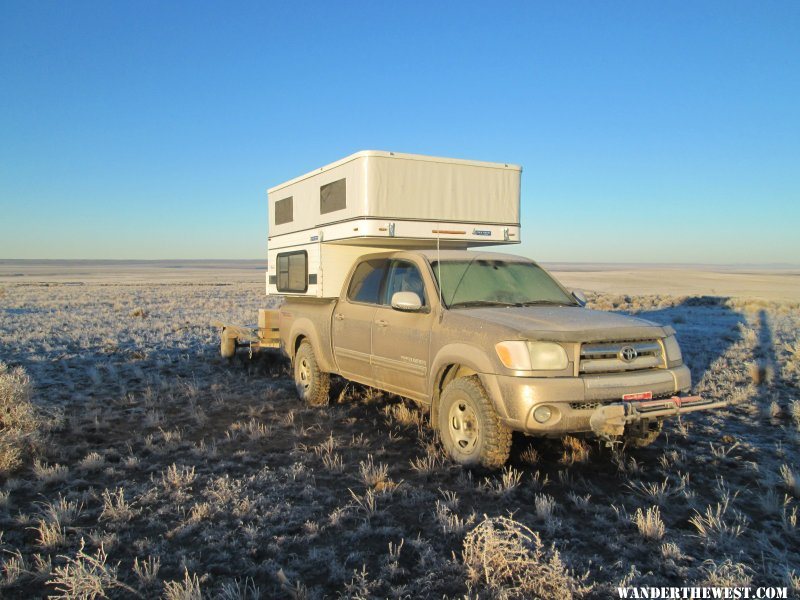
[391,291,422,312]
[571,289,587,306]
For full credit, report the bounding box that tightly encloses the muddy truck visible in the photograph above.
[215,151,726,467]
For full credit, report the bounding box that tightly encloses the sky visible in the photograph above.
[1,1,798,263]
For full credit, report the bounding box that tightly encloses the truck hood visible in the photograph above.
[454,306,669,342]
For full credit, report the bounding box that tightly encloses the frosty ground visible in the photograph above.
[0,274,798,598]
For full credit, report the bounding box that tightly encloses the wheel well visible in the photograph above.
[431,363,477,422]
[293,335,306,357]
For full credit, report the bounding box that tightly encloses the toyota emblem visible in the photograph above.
[619,346,638,362]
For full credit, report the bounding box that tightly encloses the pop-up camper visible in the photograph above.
[266,150,522,297]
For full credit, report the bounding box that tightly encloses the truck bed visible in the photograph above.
[278,296,338,372]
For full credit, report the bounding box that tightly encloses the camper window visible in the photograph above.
[320,178,346,214]
[275,197,293,225]
[276,250,308,293]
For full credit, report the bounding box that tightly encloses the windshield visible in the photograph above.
[430,258,577,309]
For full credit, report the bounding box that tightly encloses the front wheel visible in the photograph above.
[437,376,512,469]
[293,340,330,406]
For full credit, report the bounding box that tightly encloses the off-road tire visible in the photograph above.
[437,375,512,469]
[625,419,663,448]
[294,341,330,407]
[220,332,236,359]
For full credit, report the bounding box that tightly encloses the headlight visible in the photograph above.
[495,341,568,371]
[663,335,683,366]
[528,341,569,370]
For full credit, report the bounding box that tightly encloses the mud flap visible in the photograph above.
[589,404,627,437]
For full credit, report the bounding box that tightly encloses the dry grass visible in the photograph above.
[1,550,26,587]
[409,451,442,474]
[700,559,753,587]
[462,516,591,599]
[560,436,590,465]
[218,577,261,600]
[40,495,83,526]
[789,400,800,430]
[660,541,682,560]
[33,517,66,550]
[483,466,524,495]
[434,499,475,536]
[0,281,798,596]
[780,464,800,498]
[160,464,196,490]
[48,540,138,598]
[33,460,69,483]
[384,401,425,428]
[689,499,747,547]
[100,488,137,523]
[132,555,161,588]
[163,568,203,600]
[632,506,666,541]
[627,478,676,505]
[0,362,40,476]
[535,494,557,520]
[358,454,389,488]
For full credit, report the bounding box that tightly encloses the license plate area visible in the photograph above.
[622,391,653,401]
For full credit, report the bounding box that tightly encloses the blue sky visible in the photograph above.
[1,1,798,263]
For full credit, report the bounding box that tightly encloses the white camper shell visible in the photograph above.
[267,150,522,297]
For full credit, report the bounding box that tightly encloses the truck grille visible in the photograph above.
[579,340,664,374]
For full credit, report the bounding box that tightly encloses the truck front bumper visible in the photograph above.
[479,365,725,436]
[586,395,729,437]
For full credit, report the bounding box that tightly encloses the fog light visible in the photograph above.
[533,406,552,423]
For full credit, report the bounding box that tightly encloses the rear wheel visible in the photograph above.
[294,340,330,406]
[437,376,512,468]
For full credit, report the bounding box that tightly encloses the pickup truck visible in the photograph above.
[275,249,725,468]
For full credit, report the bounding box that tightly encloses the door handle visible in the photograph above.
[375,319,388,328]
[334,313,344,321]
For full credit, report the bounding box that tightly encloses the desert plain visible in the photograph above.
[0,259,798,598]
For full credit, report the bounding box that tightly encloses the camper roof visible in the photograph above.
[268,150,522,194]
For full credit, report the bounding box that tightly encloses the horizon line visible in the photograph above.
[1,258,799,269]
